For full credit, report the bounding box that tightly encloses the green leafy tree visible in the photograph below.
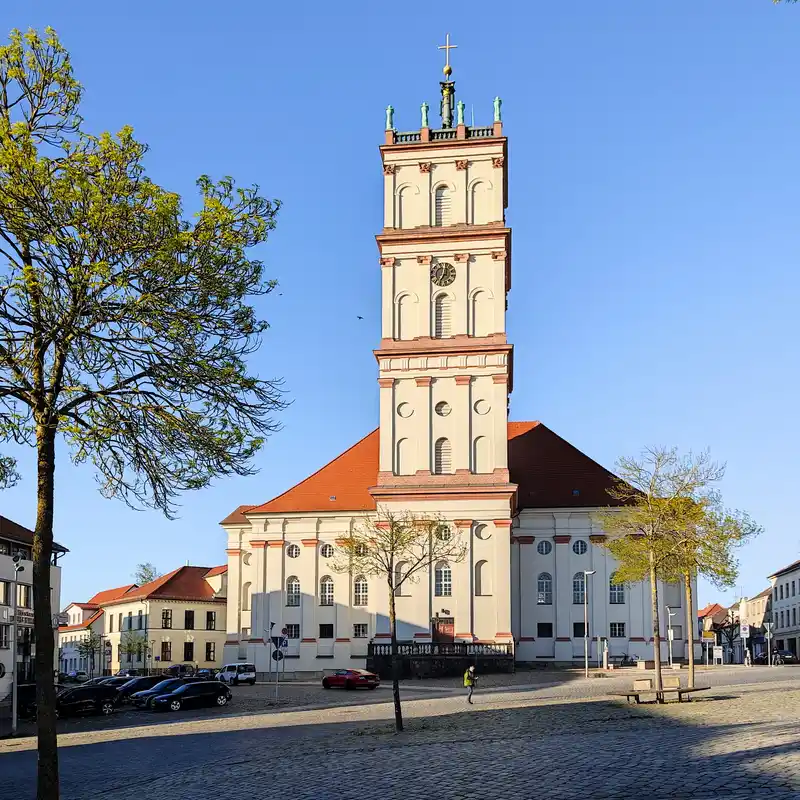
[133,563,161,585]
[75,631,102,676]
[119,631,148,665]
[595,447,759,694]
[332,512,467,732]
[0,27,283,799]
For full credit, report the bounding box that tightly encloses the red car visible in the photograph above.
[322,669,380,690]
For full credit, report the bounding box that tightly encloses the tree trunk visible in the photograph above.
[649,549,663,696]
[684,570,695,689]
[388,586,403,732]
[33,424,59,800]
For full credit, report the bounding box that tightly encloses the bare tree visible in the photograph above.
[332,511,466,732]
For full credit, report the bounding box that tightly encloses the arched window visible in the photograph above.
[242,581,252,612]
[394,561,408,595]
[319,575,334,606]
[471,290,492,337]
[469,181,490,224]
[609,574,625,605]
[396,437,412,476]
[433,294,452,339]
[472,436,490,474]
[286,576,300,606]
[475,560,492,596]
[354,576,368,606]
[397,186,409,229]
[572,572,585,605]
[434,437,452,474]
[537,573,553,605]
[434,185,451,226]
[434,562,452,597]
[396,294,413,340]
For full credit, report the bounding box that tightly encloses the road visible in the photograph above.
[2,667,800,799]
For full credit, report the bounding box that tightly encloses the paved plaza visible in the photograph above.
[2,668,800,799]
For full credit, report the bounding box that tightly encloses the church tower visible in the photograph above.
[370,39,515,643]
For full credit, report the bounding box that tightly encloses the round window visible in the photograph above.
[537,540,552,556]
[355,543,368,556]
[473,399,491,416]
[435,525,452,541]
[435,401,451,417]
[474,524,491,540]
[397,402,413,418]
[572,539,588,555]
[287,544,300,559]
[321,543,334,558]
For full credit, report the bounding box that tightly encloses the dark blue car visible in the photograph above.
[152,681,231,712]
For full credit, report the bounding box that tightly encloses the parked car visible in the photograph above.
[116,675,172,703]
[195,669,216,680]
[130,678,198,709]
[163,663,195,678]
[65,670,90,683]
[322,669,380,690]
[98,676,136,688]
[755,649,798,665]
[216,663,256,686]
[115,669,141,677]
[83,676,110,686]
[151,681,232,712]
[55,685,120,717]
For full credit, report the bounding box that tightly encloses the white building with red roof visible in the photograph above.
[221,70,699,674]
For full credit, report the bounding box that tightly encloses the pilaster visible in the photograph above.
[493,520,512,639]
[378,378,394,473]
[416,376,432,472]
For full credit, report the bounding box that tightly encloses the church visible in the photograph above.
[220,45,698,673]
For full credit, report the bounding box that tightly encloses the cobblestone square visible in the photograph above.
[2,670,800,799]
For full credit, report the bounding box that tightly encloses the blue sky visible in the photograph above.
[2,1,798,608]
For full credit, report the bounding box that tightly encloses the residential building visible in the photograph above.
[768,559,800,657]
[97,566,227,673]
[219,68,699,675]
[741,587,772,657]
[58,584,136,675]
[1,516,67,699]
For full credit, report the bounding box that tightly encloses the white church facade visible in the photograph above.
[220,63,699,674]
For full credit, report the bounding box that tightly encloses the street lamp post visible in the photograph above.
[10,552,24,736]
[666,606,677,668]
[583,570,596,679]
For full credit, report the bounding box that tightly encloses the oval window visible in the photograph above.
[474,399,491,416]
[435,401,451,417]
[397,403,413,418]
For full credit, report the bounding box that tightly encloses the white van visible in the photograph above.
[216,663,257,686]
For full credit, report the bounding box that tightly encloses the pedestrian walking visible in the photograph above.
[463,665,476,704]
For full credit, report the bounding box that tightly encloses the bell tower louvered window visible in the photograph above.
[434,437,452,474]
[434,186,451,226]
[434,294,451,338]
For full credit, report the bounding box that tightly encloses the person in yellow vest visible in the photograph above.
[463,665,476,704]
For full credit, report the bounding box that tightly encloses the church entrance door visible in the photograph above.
[431,617,455,643]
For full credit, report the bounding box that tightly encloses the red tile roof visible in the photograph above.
[204,565,228,577]
[698,602,726,619]
[101,566,223,606]
[226,422,623,519]
[220,505,259,525]
[58,609,103,633]
[87,584,137,606]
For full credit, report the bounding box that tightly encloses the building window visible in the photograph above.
[781,610,785,627]
[287,544,300,559]
[572,572,585,605]
[183,641,194,662]
[537,572,552,605]
[434,562,452,597]
[206,611,216,631]
[161,641,171,662]
[780,585,784,600]
[670,625,683,640]
[353,623,368,639]
[794,608,798,627]
[162,609,172,629]
[16,584,31,609]
[321,543,334,558]
[609,622,626,638]
[108,614,113,633]
[185,610,195,630]
[242,582,252,612]
[285,624,300,640]
[394,561,408,595]
[205,642,216,662]
[433,437,452,474]
[793,581,796,597]
[609,577,625,605]
[353,576,368,606]
[127,611,133,630]
[537,540,552,556]
[0,624,9,648]
[475,560,491,596]
[573,622,586,638]
[320,576,334,606]
[572,540,588,556]
[118,613,122,631]
[137,610,143,630]
[286,576,301,606]
[433,294,452,339]
[434,185,451,226]
[319,624,334,639]
[537,622,553,638]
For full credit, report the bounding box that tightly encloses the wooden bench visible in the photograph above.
[658,675,710,703]
[612,678,658,704]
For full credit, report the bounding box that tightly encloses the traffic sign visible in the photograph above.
[281,627,288,636]
[740,623,750,639]
[280,636,289,650]
[668,629,674,641]
[271,650,284,662]
[701,631,716,642]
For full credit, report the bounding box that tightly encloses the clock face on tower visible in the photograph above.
[431,261,456,287]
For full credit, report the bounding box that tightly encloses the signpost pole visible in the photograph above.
[765,622,773,667]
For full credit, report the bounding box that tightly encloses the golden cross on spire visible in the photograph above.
[438,33,457,79]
